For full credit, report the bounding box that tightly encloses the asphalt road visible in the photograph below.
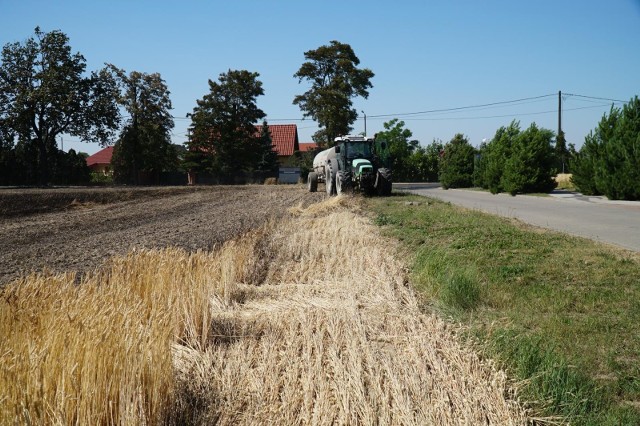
[394,183,640,252]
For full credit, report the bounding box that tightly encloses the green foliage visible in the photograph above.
[475,121,556,195]
[253,120,279,175]
[90,171,113,185]
[0,27,120,185]
[51,149,91,184]
[438,134,475,189]
[570,133,601,195]
[187,70,266,181]
[406,139,443,182]
[293,41,374,147]
[375,119,419,181]
[572,97,640,200]
[476,121,520,193]
[555,130,569,173]
[501,123,556,195]
[108,66,176,184]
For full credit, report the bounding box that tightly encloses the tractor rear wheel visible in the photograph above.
[307,172,318,192]
[336,171,352,195]
[376,168,392,196]
[325,168,336,196]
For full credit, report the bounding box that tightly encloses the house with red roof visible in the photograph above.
[265,124,300,163]
[298,142,318,153]
[86,146,114,175]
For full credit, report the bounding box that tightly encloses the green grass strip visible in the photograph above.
[366,194,640,425]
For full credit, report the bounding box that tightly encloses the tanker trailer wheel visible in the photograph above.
[375,168,392,196]
[336,170,352,195]
[307,172,318,192]
[325,168,336,196]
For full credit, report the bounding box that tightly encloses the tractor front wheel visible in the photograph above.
[376,168,392,196]
[336,171,352,195]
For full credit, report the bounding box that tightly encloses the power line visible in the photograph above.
[367,94,557,118]
[564,93,629,104]
[387,103,618,122]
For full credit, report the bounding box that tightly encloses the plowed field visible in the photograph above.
[0,185,324,285]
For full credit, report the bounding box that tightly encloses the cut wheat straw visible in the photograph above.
[1,195,527,425]
[172,197,528,425]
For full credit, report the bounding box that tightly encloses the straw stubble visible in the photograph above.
[173,199,527,425]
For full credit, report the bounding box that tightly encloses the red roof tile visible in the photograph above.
[298,142,317,152]
[86,146,114,167]
[259,124,299,156]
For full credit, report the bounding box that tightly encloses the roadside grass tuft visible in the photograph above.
[366,194,640,425]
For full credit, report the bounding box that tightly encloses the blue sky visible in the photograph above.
[1,0,639,155]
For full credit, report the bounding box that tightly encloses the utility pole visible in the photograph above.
[361,110,367,137]
[558,90,562,136]
[61,136,64,152]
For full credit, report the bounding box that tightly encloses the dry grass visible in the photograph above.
[554,173,575,190]
[263,177,278,185]
[1,195,527,425]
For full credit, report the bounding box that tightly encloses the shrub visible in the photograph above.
[501,123,556,195]
[439,134,475,189]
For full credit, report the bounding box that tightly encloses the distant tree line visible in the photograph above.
[2,28,638,198]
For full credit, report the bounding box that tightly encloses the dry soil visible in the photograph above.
[0,185,324,285]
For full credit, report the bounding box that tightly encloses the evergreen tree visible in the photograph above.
[407,139,442,182]
[188,70,266,181]
[593,98,640,200]
[439,134,475,189]
[555,130,569,174]
[570,133,601,195]
[253,121,279,175]
[501,123,556,195]
[483,121,520,193]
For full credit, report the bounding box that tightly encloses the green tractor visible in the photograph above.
[307,135,392,196]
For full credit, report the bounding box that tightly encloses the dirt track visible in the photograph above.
[0,185,324,285]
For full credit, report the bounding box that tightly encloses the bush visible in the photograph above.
[501,123,556,195]
[439,134,475,189]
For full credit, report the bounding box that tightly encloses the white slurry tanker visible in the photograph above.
[307,135,392,196]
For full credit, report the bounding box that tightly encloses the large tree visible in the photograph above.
[375,119,419,181]
[293,41,374,147]
[108,66,176,184]
[0,27,120,184]
[187,70,266,180]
